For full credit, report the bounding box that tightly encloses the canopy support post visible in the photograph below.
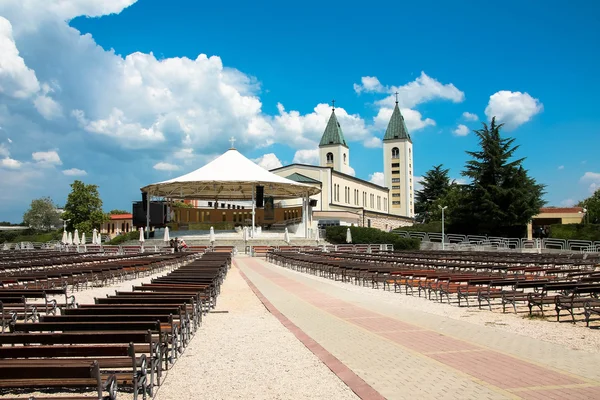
[251,185,256,238]
[145,191,150,240]
[304,192,309,239]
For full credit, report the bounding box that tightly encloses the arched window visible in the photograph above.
[121,223,125,232]
[343,153,347,164]
[392,147,400,159]
[326,152,334,163]
[126,223,129,232]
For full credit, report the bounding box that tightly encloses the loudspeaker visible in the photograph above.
[256,185,264,208]
[142,192,148,211]
[309,199,318,207]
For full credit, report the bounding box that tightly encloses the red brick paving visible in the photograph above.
[235,259,385,400]
[241,257,593,395]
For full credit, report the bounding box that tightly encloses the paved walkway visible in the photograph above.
[235,256,600,400]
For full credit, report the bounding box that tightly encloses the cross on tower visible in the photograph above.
[331,99,336,110]
[229,136,236,148]
[395,91,399,104]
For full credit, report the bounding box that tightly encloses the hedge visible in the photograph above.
[325,226,420,250]
[108,230,141,245]
[549,224,600,242]
[0,229,63,244]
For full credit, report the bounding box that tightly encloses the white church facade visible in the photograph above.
[271,100,414,231]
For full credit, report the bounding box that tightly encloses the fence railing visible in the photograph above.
[393,230,600,253]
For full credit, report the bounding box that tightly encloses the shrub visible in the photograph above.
[108,230,140,245]
[549,224,600,242]
[394,221,442,233]
[325,226,420,250]
[0,229,62,243]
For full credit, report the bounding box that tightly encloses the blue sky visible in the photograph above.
[0,0,599,222]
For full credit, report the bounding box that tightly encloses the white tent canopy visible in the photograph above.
[140,149,320,200]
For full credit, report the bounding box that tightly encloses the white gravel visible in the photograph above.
[272,262,600,354]
[153,265,359,400]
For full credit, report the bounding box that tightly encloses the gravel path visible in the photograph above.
[274,263,600,353]
[153,264,359,400]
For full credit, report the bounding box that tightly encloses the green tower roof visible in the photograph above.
[319,110,348,147]
[383,103,412,142]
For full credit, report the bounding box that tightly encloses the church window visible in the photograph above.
[392,193,401,197]
[392,201,401,205]
[391,163,399,168]
[343,153,347,164]
[392,170,400,174]
[392,147,400,159]
[392,185,400,190]
[326,152,334,163]
[392,178,400,183]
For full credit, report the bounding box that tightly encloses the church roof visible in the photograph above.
[383,102,411,142]
[285,172,322,184]
[319,109,348,147]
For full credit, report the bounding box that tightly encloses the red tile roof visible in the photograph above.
[539,207,583,214]
[110,213,132,220]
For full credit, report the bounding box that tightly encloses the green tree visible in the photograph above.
[427,183,467,225]
[415,164,452,222]
[62,180,107,234]
[109,209,129,214]
[453,118,545,236]
[578,189,600,224]
[22,197,61,231]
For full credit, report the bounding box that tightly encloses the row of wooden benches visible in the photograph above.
[0,251,231,400]
[269,251,600,327]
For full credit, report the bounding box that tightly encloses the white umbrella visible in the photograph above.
[243,226,248,243]
[81,232,86,245]
[209,226,215,244]
[284,227,290,244]
[67,231,73,245]
[139,227,145,243]
[92,229,98,245]
[315,227,320,244]
[61,230,67,244]
[346,227,352,244]
[163,226,170,242]
[73,229,80,245]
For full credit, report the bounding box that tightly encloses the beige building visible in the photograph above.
[527,207,585,239]
[271,103,414,231]
[101,213,134,238]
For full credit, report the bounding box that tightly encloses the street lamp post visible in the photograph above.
[60,218,71,231]
[438,205,448,250]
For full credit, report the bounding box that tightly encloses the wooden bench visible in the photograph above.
[584,299,600,327]
[0,361,117,400]
[555,285,600,323]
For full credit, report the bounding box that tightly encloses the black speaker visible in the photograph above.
[142,192,148,211]
[256,185,264,208]
[309,199,318,207]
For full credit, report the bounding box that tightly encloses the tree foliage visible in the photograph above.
[414,164,451,222]
[451,118,545,236]
[22,197,61,231]
[109,209,129,215]
[578,188,600,224]
[62,180,107,234]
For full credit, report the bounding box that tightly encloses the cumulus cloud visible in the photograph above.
[453,124,470,136]
[346,166,356,177]
[363,137,382,148]
[0,17,40,98]
[373,107,435,133]
[32,150,61,165]
[254,153,283,170]
[293,149,319,165]
[580,172,600,193]
[1,157,21,169]
[354,71,464,109]
[369,172,385,186]
[462,112,478,121]
[485,91,543,130]
[62,168,87,176]
[414,176,424,192]
[153,162,179,171]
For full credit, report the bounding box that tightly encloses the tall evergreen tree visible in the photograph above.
[455,118,545,235]
[415,164,451,222]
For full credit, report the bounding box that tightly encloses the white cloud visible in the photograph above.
[346,166,355,177]
[293,149,319,165]
[0,143,9,157]
[560,198,576,207]
[0,17,40,98]
[355,71,465,109]
[34,94,62,119]
[558,165,564,170]
[373,107,435,133]
[254,153,282,170]
[173,148,195,159]
[32,150,61,165]
[369,172,384,186]
[62,168,87,176]
[453,124,470,136]
[353,76,384,94]
[153,162,179,171]
[1,157,21,169]
[462,112,478,121]
[485,91,543,130]
[580,172,600,193]
[363,137,382,148]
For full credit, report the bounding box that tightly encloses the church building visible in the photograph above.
[271,99,414,231]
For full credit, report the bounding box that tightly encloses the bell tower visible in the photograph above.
[318,100,351,174]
